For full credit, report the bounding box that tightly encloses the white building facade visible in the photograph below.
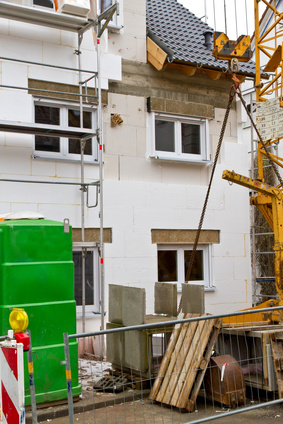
[0,0,252,333]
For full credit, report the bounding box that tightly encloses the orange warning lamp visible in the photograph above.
[9,308,30,351]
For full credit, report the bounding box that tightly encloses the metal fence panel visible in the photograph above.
[64,307,283,423]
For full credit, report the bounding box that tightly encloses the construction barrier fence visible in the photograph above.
[0,331,37,424]
[64,306,283,424]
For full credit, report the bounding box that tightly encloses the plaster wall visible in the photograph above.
[107,0,147,63]
[0,13,121,89]
[99,81,252,321]
[102,180,251,315]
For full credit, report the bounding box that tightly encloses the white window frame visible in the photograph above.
[157,244,214,292]
[148,112,211,163]
[73,244,100,316]
[33,99,98,163]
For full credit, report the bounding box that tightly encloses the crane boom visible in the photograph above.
[219,1,283,313]
[223,169,283,309]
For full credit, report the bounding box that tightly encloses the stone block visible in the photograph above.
[124,330,148,372]
[150,97,166,112]
[182,284,205,314]
[151,229,220,244]
[154,282,177,316]
[106,323,124,364]
[122,286,146,326]
[166,99,214,118]
[108,284,123,324]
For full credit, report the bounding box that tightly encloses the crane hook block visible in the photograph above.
[213,32,252,62]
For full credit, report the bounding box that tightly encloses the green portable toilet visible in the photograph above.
[0,212,80,405]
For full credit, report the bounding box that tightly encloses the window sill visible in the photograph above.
[204,285,216,292]
[76,311,101,319]
[150,155,213,165]
[32,154,99,164]
[107,22,123,31]
[177,285,216,293]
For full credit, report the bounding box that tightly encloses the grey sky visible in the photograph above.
[177,0,265,40]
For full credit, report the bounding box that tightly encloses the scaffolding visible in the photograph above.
[0,0,117,338]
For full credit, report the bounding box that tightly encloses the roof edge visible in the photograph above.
[147,29,174,61]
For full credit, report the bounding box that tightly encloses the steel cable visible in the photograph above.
[177,83,237,315]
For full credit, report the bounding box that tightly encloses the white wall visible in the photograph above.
[0,0,252,336]
[100,89,252,319]
[0,4,121,225]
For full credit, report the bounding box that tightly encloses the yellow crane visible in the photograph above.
[216,0,283,320]
[209,2,283,396]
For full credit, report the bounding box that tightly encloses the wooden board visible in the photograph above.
[149,315,222,411]
[147,37,167,71]
[149,313,193,400]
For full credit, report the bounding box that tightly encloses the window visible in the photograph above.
[99,0,112,12]
[34,101,98,163]
[149,113,209,162]
[97,0,121,28]
[157,244,213,290]
[73,246,100,314]
[33,0,54,8]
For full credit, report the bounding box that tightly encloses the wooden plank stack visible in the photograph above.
[270,331,283,398]
[149,314,222,411]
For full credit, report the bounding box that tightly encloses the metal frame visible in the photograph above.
[223,2,283,309]
[0,0,94,32]
[0,120,96,139]
[254,0,283,177]
[63,306,283,424]
[0,1,118,339]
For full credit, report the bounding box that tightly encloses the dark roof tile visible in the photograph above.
[146,0,256,76]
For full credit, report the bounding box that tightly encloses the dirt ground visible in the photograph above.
[38,396,283,424]
[26,358,283,424]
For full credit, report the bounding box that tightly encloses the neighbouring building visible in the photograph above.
[0,0,255,334]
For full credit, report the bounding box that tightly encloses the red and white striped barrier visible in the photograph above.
[0,337,25,424]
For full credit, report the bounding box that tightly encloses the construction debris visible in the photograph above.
[204,354,246,407]
[93,375,129,393]
[270,331,283,398]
